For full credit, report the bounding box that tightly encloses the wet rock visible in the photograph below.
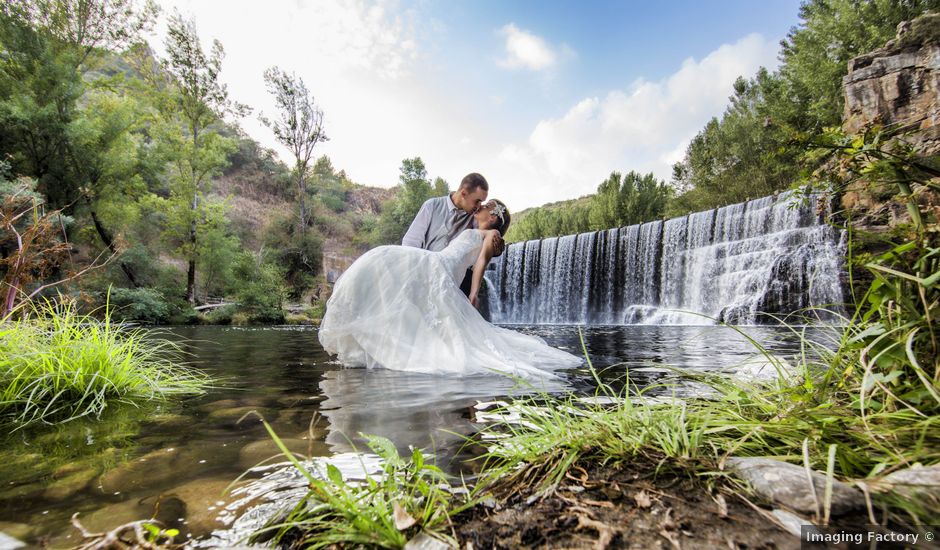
[43,467,98,500]
[404,532,453,550]
[238,438,330,469]
[160,478,235,538]
[726,457,864,516]
[206,406,270,428]
[198,398,240,412]
[0,532,26,550]
[97,442,239,494]
[0,482,44,501]
[0,522,31,542]
[74,499,158,534]
[771,508,816,538]
[724,355,797,383]
[875,464,940,502]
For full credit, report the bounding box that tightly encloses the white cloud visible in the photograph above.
[490,33,781,208]
[497,23,562,71]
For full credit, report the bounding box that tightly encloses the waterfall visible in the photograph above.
[486,192,845,325]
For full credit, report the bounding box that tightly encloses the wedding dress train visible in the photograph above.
[318,229,581,377]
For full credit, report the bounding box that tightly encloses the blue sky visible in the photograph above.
[153,0,805,209]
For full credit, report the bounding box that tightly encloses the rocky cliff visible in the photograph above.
[843,13,940,152]
[839,13,940,229]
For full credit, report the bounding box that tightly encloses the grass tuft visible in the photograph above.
[0,299,210,430]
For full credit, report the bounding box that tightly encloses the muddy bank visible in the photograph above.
[451,460,869,550]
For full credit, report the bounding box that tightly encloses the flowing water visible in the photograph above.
[488,193,846,325]
[0,324,834,548]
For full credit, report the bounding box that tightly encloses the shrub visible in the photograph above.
[107,287,172,324]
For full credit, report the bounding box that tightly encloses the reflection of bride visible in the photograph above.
[318,201,581,377]
[317,367,569,453]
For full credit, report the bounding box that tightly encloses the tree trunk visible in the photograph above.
[297,170,307,237]
[187,190,199,306]
[89,208,140,288]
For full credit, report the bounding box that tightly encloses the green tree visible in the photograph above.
[154,13,241,305]
[373,157,437,245]
[260,66,328,236]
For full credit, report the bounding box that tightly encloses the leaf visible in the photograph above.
[393,502,417,530]
[326,463,344,486]
[634,490,652,509]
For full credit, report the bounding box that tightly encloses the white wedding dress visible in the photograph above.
[318,229,582,378]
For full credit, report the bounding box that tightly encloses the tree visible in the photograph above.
[260,66,328,238]
[11,0,158,70]
[155,13,242,305]
[373,157,437,245]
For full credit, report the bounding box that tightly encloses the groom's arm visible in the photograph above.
[401,199,433,248]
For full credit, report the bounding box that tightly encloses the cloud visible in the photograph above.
[491,33,781,207]
[497,23,564,71]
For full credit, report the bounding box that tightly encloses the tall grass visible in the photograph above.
[0,300,210,429]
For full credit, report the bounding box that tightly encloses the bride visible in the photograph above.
[318,200,582,378]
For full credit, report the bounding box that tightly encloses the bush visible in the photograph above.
[107,287,172,324]
[229,253,286,324]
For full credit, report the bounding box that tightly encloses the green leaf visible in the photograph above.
[326,463,344,486]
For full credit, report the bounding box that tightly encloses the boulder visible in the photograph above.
[238,438,330,469]
[726,457,864,516]
[43,467,99,500]
[875,464,940,502]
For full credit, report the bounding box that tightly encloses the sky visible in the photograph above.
[150,0,805,210]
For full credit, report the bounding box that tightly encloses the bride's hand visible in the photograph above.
[470,292,479,308]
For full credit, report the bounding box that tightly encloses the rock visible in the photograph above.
[238,438,330,469]
[0,523,31,542]
[206,406,270,428]
[43,467,98,500]
[73,497,174,535]
[771,508,816,539]
[875,464,940,502]
[0,532,26,550]
[723,354,797,383]
[0,482,44,501]
[97,442,239,494]
[159,478,236,538]
[726,457,864,516]
[843,13,940,154]
[404,532,453,550]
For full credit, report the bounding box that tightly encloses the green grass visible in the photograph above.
[474,316,939,525]
[251,417,474,549]
[0,300,210,429]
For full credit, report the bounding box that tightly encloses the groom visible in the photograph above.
[401,172,504,298]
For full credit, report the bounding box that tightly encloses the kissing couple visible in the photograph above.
[318,173,581,378]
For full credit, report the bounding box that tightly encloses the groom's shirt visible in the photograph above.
[401,194,474,252]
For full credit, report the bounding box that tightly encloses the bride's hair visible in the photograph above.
[490,199,511,236]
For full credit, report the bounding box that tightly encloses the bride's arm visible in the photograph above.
[469,230,498,307]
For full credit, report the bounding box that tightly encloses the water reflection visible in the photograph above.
[318,368,569,454]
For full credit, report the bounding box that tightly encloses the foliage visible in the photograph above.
[0,299,210,430]
[506,171,669,242]
[106,286,172,324]
[229,252,285,323]
[253,421,471,549]
[371,157,448,246]
[153,12,242,305]
[262,213,323,298]
[0,178,77,317]
[261,66,328,232]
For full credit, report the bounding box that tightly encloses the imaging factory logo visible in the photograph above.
[801,526,937,549]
